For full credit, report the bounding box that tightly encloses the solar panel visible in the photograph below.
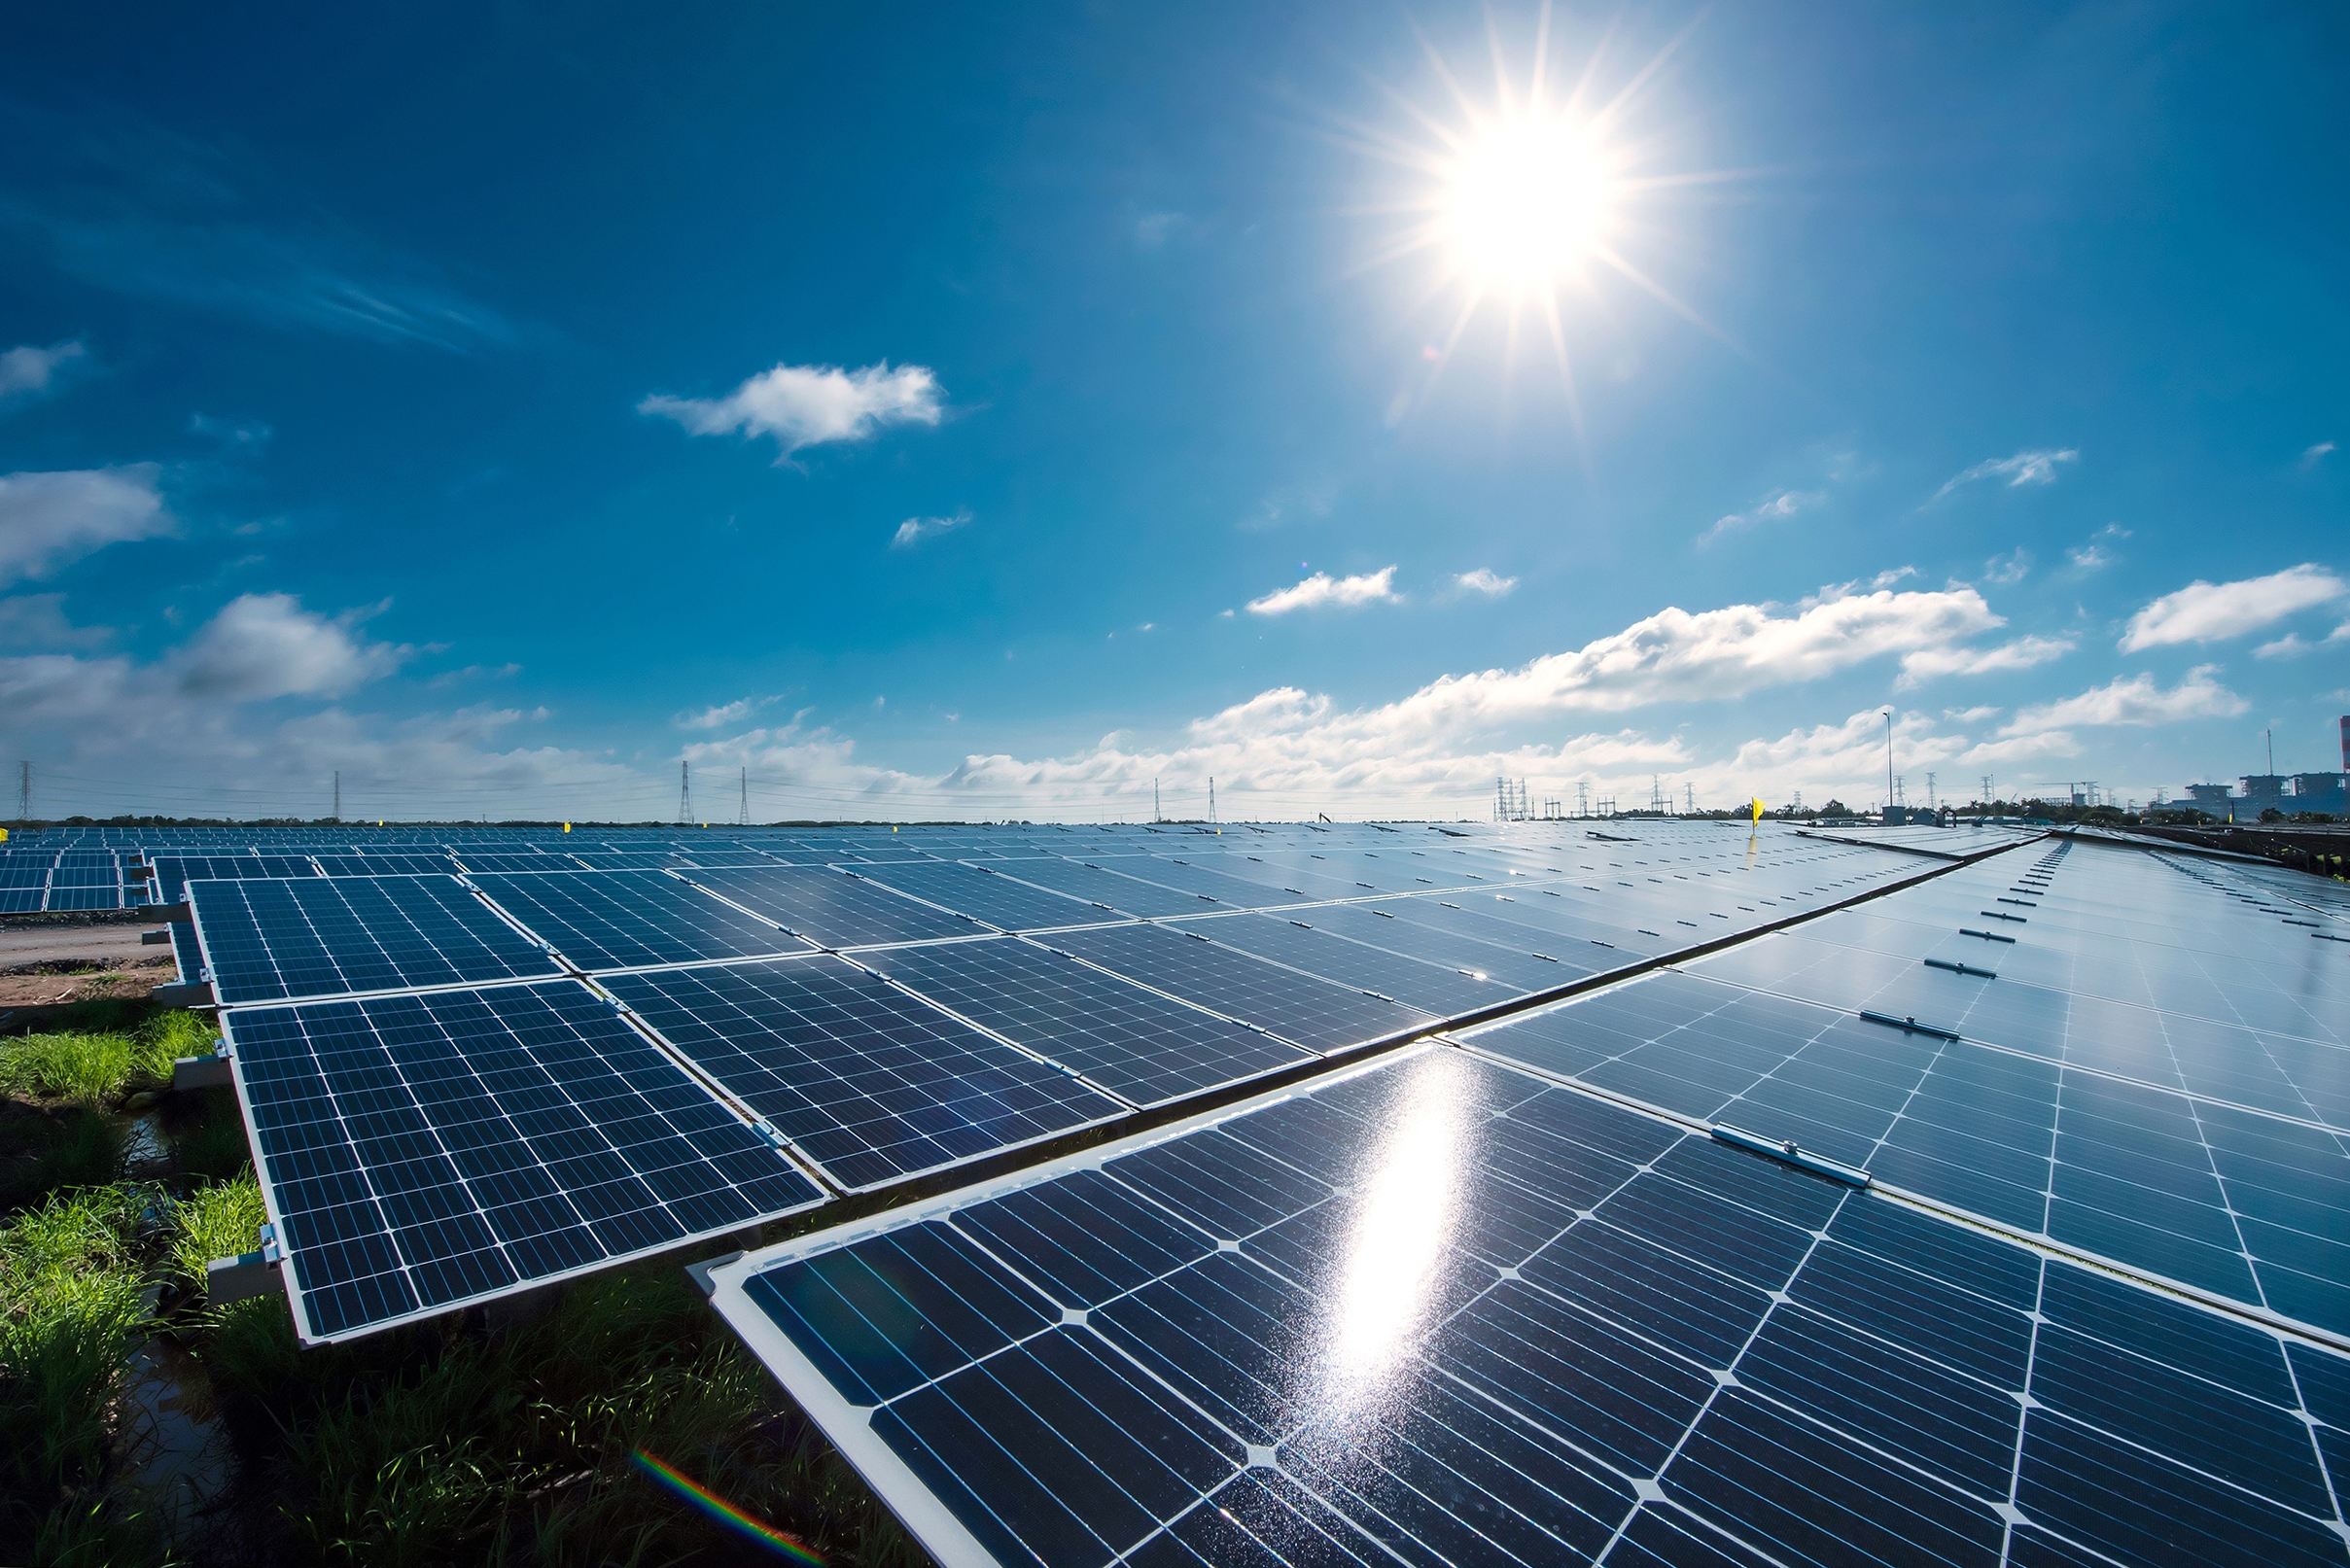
[1474,938,2350,1337]
[224,980,825,1342]
[188,875,564,1005]
[676,865,980,949]
[986,856,1218,918]
[598,957,1122,1190]
[470,870,816,971]
[154,854,321,904]
[312,854,461,877]
[1288,899,1588,993]
[850,860,1114,932]
[1042,923,1439,1056]
[856,937,1315,1106]
[448,851,561,874]
[1164,911,1526,1017]
[713,1045,2350,1568]
[170,920,205,983]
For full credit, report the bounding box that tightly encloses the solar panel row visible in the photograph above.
[715,1045,2350,1568]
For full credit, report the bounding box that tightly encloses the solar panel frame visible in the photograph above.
[224,979,827,1343]
[154,854,321,904]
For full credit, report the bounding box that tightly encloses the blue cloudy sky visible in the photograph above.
[2,4,2344,821]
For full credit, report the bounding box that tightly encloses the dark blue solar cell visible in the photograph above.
[850,859,1111,932]
[470,870,814,970]
[601,957,1121,1190]
[226,980,822,1342]
[156,854,320,904]
[859,937,1314,1106]
[676,864,978,948]
[191,875,562,1004]
[1045,923,1435,1055]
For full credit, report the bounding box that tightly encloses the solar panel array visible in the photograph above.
[36,814,2346,1563]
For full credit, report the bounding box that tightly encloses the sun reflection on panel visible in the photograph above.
[1281,1061,1479,1467]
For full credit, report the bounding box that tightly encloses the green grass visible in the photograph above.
[168,1173,266,1292]
[0,1008,928,1566]
[0,1184,158,1546]
[0,1028,177,1108]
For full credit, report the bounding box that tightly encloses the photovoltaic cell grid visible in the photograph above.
[716,1047,2350,1568]
[189,874,563,1005]
[849,859,1115,933]
[154,854,321,905]
[1471,839,2350,1337]
[470,869,816,971]
[856,937,1317,1107]
[678,864,981,949]
[599,957,1123,1191]
[1042,922,1437,1056]
[223,979,825,1341]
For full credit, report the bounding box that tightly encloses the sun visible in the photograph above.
[1438,105,1619,296]
[1345,8,1724,418]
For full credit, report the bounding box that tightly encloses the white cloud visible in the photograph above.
[2067,524,2128,572]
[1982,547,2033,586]
[1247,566,1399,615]
[0,340,86,402]
[1959,731,2082,764]
[1896,635,2073,688]
[1943,705,2002,723]
[2119,563,2347,651]
[1933,447,2078,501]
[171,593,410,699]
[678,694,782,730]
[1454,568,1518,598]
[0,594,108,648]
[2302,441,2335,470]
[0,467,173,584]
[2002,666,2246,735]
[892,508,972,549]
[1701,488,1820,543]
[640,361,944,459]
[2255,623,2350,660]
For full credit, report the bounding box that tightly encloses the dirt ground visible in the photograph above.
[0,919,175,1018]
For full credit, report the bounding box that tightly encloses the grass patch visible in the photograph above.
[0,1184,159,1550]
[0,1028,176,1108]
[169,1174,265,1292]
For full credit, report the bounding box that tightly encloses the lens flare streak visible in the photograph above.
[634,1449,824,1563]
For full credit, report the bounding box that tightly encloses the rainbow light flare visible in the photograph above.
[633,1449,824,1563]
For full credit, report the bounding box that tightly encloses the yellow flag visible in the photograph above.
[1750,797,1766,823]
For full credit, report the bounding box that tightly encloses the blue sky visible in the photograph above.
[2,3,2344,821]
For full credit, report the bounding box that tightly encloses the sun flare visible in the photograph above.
[1438,109,1619,295]
[1350,7,1722,420]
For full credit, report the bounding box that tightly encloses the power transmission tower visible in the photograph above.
[1209,777,1216,822]
[738,766,748,825]
[678,761,693,825]
[17,761,27,822]
[1925,772,1937,809]
[1154,778,1161,822]
[333,770,341,822]
[1982,773,1994,806]
[1684,784,1695,815]
[1576,780,1590,818]
[1650,775,1666,814]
